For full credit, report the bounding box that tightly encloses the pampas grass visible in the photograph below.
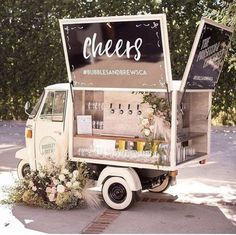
[154,115,171,143]
[82,180,101,208]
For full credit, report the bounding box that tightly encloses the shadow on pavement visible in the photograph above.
[11,204,104,234]
[9,198,236,234]
[104,201,236,234]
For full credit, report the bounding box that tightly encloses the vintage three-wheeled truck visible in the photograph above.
[16,14,232,210]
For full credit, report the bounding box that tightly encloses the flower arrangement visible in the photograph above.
[2,160,99,210]
[139,93,171,162]
[142,92,171,123]
[139,108,162,153]
[141,92,171,143]
[139,108,155,140]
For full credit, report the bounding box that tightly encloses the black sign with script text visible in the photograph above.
[185,21,232,89]
[61,17,171,90]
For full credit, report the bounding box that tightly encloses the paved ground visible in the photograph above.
[0,121,236,234]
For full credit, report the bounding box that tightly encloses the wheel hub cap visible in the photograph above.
[108,183,127,204]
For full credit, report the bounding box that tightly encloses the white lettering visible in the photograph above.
[197,42,220,62]
[83,33,143,61]
[134,38,142,61]
[116,39,125,57]
[104,39,113,57]
[201,37,211,50]
[92,33,103,57]
[83,37,91,59]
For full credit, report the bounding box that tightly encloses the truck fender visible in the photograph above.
[97,166,142,191]
[15,148,28,160]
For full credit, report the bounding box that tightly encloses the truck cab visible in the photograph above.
[16,83,72,177]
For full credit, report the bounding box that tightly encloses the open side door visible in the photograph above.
[180,18,233,91]
[59,14,172,91]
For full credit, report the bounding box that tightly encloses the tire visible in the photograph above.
[17,159,31,179]
[102,177,135,210]
[149,175,171,193]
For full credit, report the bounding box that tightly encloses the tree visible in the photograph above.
[0,0,235,123]
[206,1,236,125]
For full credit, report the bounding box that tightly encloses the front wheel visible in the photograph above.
[17,159,31,179]
[149,175,171,193]
[102,177,135,210]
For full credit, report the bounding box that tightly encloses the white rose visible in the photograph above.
[152,104,157,109]
[29,181,34,188]
[32,186,37,191]
[144,128,151,137]
[62,169,69,175]
[59,174,65,182]
[147,108,154,114]
[46,187,51,193]
[72,181,80,189]
[141,118,149,126]
[39,172,45,178]
[66,182,72,188]
[48,193,55,202]
[57,184,65,193]
[51,187,56,194]
[52,178,59,186]
[72,170,79,177]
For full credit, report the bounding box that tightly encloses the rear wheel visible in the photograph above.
[102,177,135,210]
[149,175,171,193]
[17,159,31,179]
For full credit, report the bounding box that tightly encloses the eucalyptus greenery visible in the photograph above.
[142,92,171,123]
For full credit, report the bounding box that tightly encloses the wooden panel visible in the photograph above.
[189,92,209,133]
[192,136,207,153]
[189,92,209,154]
[177,92,191,131]
[74,90,84,115]
[103,91,150,136]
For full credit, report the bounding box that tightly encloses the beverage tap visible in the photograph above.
[128,104,132,115]
[119,104,124,115]
[137,104,142,115]
[110,103,115,114]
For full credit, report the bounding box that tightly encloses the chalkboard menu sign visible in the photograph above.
[60,15,172,90]
[181,18,232,90]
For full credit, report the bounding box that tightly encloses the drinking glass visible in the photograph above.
[101,102,104,111]
[87,102,92,110]
[92,120,96,129]
[93,102,98,110]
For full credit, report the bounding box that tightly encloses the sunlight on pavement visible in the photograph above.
[167,178,236,225]
[168,179,236,205]
[0,166,17,171]
[0,144,16,149]
[0,171,17,187]
[0,171,18,202]
[0,171,44,234]
[0,144,21,154]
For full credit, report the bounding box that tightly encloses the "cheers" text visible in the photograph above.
[83,33,142,61]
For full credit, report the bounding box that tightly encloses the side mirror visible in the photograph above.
[24,101,30,115]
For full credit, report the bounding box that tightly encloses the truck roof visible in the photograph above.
[45,83,70,90]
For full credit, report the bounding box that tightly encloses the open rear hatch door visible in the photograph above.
[59,14,172,91]
[180,18,233,91]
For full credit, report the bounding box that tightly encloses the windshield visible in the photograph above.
[29,91,45,119]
